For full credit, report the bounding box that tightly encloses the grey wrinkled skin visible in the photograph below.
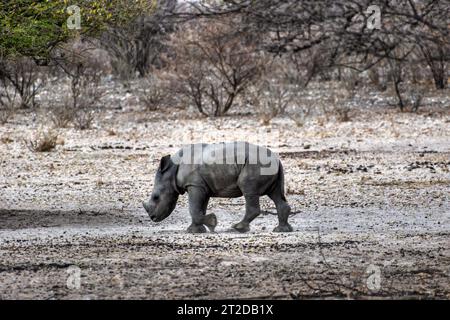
[143,142,293,233]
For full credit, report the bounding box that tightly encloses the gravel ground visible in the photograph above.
[0,105,449,299]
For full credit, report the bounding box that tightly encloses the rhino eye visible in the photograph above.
[152,195,160,202]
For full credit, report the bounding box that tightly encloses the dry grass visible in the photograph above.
[1,135,14,144]
[25,129,59,152]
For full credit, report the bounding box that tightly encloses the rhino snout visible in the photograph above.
[143,201,156,220]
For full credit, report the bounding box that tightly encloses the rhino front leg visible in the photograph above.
[187,187,210,233]
[232,195,260,233]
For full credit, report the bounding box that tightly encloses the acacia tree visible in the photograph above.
[0,0,156,60]
[0,0,156,113]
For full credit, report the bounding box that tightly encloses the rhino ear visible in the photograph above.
[159,155,172,173]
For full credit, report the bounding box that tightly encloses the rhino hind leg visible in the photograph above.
[232,195,260,233]
[269,190,293,233]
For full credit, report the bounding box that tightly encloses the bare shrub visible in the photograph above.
[386,53,408,112]
[383,47,430,113]
[261,83,291,124]
[410,91,424,113]
[252,55,307,124]
[403,85,426,113]
[251,79,299,125]
[73,109,96,130]
[334,106,351,122]
[0,79,19,124]
[189,0,450,100]
[0,90,18,124]
[284,52,317,88]
[331,98,352,123]
[164,17,263,117]
[137,75,169,111]
[288,104,313,127]
[109,59,136,86]
[70,70,101,130]
[47,103,76,128]
[0,58,45,109]
[289,43,338,86]
[101,24,149,82]
[26,129,59,152]
[53,41,105,129]
[367,61,389,92]
[341,69,359,94]
[100,1,176,79]
[0,71,20,121]
[418,40,448,90]
[330,70,359,122]
[67,61,103,111]
[0,106,14,124]
[253,48,333,124]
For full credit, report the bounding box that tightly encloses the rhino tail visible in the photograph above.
[203,213,217,232]
[278,160,287,201]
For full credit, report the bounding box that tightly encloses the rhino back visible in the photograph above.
[174,142,280,197]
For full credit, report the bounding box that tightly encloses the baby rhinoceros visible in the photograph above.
[143,142,293,233]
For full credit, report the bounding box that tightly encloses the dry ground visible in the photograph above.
[0,101,449,299]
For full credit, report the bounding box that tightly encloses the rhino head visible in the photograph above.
[143,155,180,222]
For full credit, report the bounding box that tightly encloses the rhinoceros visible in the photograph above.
[143,142,293,233]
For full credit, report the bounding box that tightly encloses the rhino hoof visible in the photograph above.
[187,224,207,234]
[273,224,293,233]
[232,222,250,233]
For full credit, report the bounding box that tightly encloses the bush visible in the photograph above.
[163,18,263,116]
[73,109,96,130]
[288,105,313,127]
[0,84,18,124]
[367,62,389,92]
[0,105,14,124]
[0,58,45,109]
[55,41,105,130]
[47,103,76,128]
[252,79,298,125]
[418,41,448,90]
[252,54,321,125]
[99,0,176,79]
[0,1,157,60]
[26,129,59,152]
[137,76,169,111]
